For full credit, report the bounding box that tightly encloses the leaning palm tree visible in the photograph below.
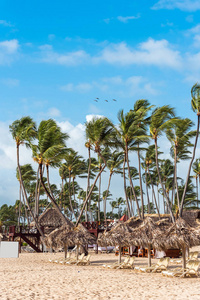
[32,119,71,226]
[149,105,176,222]
[9,116,44,238]
[76,117,115,225]
[180,83,200,216]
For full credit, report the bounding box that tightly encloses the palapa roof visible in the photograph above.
[130,217,165,248]
[38,208,73,228]
[157,217,200,250]
[59,224,97,247]
[182,210,200,227]
[44,223,73,249]
[98,221,133,247]
[45,223,96,249]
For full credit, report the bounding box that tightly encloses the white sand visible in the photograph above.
[0,248,200,300]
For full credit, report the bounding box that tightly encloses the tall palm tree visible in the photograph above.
[149,105,176,221]
[103,151,123,221]
[115,110,147,219]
[9,117,44,238]
[180,83,200,216]
[32,119,70,225]
[62,149,84,220]
[192,158,200,208]
[131,99,152,218]
[166,118,195,212]
[76,117,115,225]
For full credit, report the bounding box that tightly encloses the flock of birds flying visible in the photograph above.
[94,98,117,103]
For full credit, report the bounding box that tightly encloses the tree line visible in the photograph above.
[1,83,200,233]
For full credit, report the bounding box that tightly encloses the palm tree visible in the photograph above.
[62,149,84,220]
[149,105,176,221]
[131,99,152,218]
[180,83,200,216]
[76,117,115,225]
[103,151,123,221]
[32,119,70,225]
[192,158,200,208]
[166,118,195,212]
[115,109,147,219]
[9,117,44,238]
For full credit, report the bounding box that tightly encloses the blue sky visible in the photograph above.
[1,0,200,209]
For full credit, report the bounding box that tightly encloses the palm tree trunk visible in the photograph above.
[18,183,22,226]
[180,115,200,216]
[75,163,106,226]
[86,147,91,221]
[98,172,101,222]
[145,169,151,214]
[123,155,131,218]
[154,138,175,222]
[126,145,141,218]
[174,148,180,212]
[147,167,160,217]
[17,146,44,239]
[137,144,144,218]
[104,172,112,221]
[68,170,77,221]
[39,163,71,227]
[196,176,198,208]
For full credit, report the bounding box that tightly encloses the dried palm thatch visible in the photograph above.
[157,218,200,270]
[60,224,97,248]
[44,223,73,250]
[38,208,73,229]
[130,217,166,267]
[98,222,133,263]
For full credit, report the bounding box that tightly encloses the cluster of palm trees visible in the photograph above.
[6,83,200,232]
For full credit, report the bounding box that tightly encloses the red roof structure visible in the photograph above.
[120,215,129,222]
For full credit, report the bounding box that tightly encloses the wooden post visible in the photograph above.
[148,244,151,267]
[118,245,122,264]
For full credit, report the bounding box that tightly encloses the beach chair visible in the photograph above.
[170,251,199,265]
[66,253,85,265]
[188,251,199,260]
[59,252,71,264]
[76,254,91,265]
[117,257,135,269]
[162,260,200,278]
[102,257,130,269]
[135,257,170,273]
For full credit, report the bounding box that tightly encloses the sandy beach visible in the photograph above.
[0,248,200,300]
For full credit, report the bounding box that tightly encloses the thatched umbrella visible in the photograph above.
[44,223,73,257]
[59,224,97,261]
[156,218,200,270]
[130,217,167,267]
[98,222,133,264]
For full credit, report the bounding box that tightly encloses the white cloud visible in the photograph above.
[1,78,19,87]
[60,82,92,93]
[103,18,112,24]
[152,0,200,12]
[0,20,13,27]
[186,15,194,22]
[117,15,140,23]
[94,38,182,69]
[0,39,19,65]
[61,75,158,97]
[48,34,55,41]
[39,44,89,66]
[47,107,61,117]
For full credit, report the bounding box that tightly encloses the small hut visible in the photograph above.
[37,208,73,235]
